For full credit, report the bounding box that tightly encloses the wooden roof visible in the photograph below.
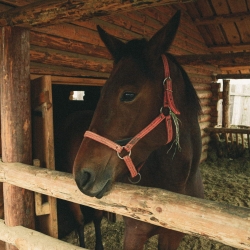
[185,0,250,77]
[1,0,250,78]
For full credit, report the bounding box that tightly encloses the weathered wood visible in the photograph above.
[216,74,250,79]
[0,0,38,7]
[0,3,12,12]
[209,43,250,52]
[220,65,250,71]
[30,46,113,73]
[204,127,250,134]
[175,52,250,66]
[0,27,35,250]
[30,31,112,59]
[30,62,110,78]
[0,0,195,28]
[222,79,230,128]
[30,75,107,86]
[195,11,250,25]
[196,90,213,99]
[204,127,250,149]
[31,76,58,238]
[0,161,249,250]
[199,114,211,123]
[0,25,4,250]
[0,219,85,250]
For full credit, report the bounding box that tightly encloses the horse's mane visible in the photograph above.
[117,39,202,116]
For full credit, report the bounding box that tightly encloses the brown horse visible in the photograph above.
[55,110,104,249]
[73,10,204,250]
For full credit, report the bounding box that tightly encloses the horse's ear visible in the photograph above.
[146,10,181,60]
[97,25,125,61]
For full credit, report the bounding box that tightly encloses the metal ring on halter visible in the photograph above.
[160,106,170,116]
[160,106,163,114]
[128,173,141,184]
[163,76,172,85]
[117,148,131,160]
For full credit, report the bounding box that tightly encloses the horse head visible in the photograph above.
[73,11,191,198]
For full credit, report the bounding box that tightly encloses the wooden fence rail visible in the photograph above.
[0,161,249,250]
[205,127,250,149]
[0,219,85,250]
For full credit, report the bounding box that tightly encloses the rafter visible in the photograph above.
[175,52,250,67]
[0,0,195,27]
[216,74,250,79]
[219,66,250,71]
[208,43,250,53]
[195,11,250,26]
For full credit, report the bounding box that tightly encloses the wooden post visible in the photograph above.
[210,77,220,127]
[0,27,35,250]
[222,79,230,128]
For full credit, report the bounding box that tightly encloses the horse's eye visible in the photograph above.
[121,92,137,102]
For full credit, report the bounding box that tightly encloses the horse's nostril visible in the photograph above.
[75,169,93,190]
[81,171,91,187]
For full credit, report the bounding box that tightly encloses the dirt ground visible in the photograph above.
[62,147,250,250]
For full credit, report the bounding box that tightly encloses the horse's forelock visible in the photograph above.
[114,39,147,63]
[114,38,157,78]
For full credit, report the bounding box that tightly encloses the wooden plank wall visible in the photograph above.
[29,5,218,161]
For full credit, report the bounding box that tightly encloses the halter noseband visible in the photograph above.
[84,55,180,182]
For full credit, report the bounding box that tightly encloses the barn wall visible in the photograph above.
[29,5,218,161]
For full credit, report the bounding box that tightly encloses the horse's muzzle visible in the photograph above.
[74,168,112,199]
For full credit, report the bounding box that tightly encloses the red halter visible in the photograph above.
[84,55,180,180]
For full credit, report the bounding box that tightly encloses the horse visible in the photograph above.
[73,10,204,250]
[55,110,104,250]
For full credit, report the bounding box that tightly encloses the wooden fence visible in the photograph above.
[205,127,250,150]
[0,219,85,250]
[0,161,249,250]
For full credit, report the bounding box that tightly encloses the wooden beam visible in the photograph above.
[175,52,250,67]
[205,127,250,134]
[30,31,112,59]
[0,219,85,250]
[195,11,250,26]
[0,0,195,28]
[0,0,37,7]
[30,62,110,78]
[222,79,230,128]
[216,74,250,79]
[0,161,249,250]
[50,76,107,86]
[30,75,107,87]
[0,27,35,250]
[208,43,250,53]
[30,45,113,73]
[220,65,250,71]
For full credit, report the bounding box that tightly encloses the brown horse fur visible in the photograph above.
[73,10,204,250]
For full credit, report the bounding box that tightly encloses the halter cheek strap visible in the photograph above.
[84,54,180,179]
[161,55,180,144]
